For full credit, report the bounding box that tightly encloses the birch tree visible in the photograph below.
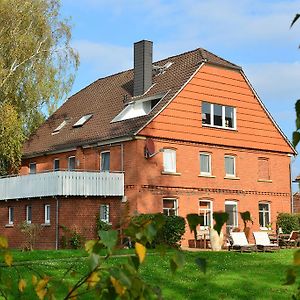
[0,0,79,175]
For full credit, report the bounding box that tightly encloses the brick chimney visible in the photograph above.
[133,40,153,96]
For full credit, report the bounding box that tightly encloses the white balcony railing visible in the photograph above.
[0,171,124,200]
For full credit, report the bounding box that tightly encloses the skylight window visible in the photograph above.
[112,98,160,122]
[52,120,67,134]
[73,114,93,127]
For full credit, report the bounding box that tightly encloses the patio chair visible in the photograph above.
[229,232,257,252]
[280,231,300,248]
[253,232,280,252]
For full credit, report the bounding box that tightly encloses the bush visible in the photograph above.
[60,225,83,249]
[96,218,112,233]
[131,213,185,248]
[277,213,300,233]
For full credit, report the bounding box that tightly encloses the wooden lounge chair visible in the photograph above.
[280,231,300,248]
[253,232,280,252]
[229,232,257,252]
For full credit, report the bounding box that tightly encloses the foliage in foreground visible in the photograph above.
[0,214,204,299]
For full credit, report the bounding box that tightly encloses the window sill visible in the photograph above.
[258,179,272,183]
[198,174,216,178]
[5,224,14,228]
[41,223,51,227]
[224,176,240,180]
[161,171,181,176]
[260,227,272,231]
[202,124,237,131]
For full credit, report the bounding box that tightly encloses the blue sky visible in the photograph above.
[61,0,300,186]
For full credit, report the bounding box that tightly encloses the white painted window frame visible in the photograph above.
[200,152,212,176]
[163,198,178,216]
[100,151,110,172]
[100,204,110,223]
[259,202,271,230]
[53,159,60,171]
[8,207,14,225]
[44,204,50,224]
[199,200,213,229]
[26,205,32,224]
[202,102,236,130]
[29,162,37,174]
[224,155,236,177]
[225,200,238,232]
[68,156,76,171]
[163,149,177,173]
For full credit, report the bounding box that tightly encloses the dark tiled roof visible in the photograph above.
[23,48,240,156]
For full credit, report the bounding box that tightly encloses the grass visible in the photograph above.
[0,249,298,299]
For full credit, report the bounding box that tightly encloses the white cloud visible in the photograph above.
[72,40,132,74]
[244,62,300,103]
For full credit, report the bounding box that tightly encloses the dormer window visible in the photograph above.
[52,120,67,134]
[112,96,161,122]
[202,101,236,130]
[73,114,93,127]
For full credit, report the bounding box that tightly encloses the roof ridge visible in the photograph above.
[202,48,241,69]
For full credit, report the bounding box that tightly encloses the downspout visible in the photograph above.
[121,143,124,172]
[289,154,294,213]
[55,197,59,250]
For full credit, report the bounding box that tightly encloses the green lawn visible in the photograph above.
[0,249,298,299]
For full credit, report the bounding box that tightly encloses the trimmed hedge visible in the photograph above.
[131,213,185,248]
[276,213,300,233]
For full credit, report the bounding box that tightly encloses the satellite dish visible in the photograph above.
[145,138,155,158]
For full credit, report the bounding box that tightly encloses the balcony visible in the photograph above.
[0,171,124,200]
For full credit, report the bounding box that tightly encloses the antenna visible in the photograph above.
[144,138,164,158]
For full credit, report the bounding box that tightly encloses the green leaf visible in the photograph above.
[290,14,300,28]
[128,256,140,271]
[195,257,207,274]
[285,268,296,285]
[98,230,118,252]
[170,251,185,274]
[293,131,300,148]
[186,214,203,240]
[88,253,100,271]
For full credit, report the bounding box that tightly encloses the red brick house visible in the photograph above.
[0,40,295,249]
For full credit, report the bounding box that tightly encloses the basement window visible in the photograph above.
[73,114,93,127]
[112,97,161,122]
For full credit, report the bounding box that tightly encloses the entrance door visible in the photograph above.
[225,201,238,234]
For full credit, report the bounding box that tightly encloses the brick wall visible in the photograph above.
[0,197,123,249]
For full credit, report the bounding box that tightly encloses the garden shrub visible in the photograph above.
[96,218,112,233]
[131,213,185,248]
[277,213,300,233]
[60,225,83,249]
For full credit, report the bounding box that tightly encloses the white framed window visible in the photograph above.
[52,120,67,134]
[200,153,211,175]
[202,101,236,129]
[29,162,36,174]
[163,149,176,173]
[100,204,110,223]
[26,205,32,224]
[73,114,93,127]
[163,198,178,216]
[68,156,76,171]
[225,200,238,234]
[100,151,110,172]
[53,159,60,171]
[225,155,236,177]
[44,205,50,224]
[8,207,14,225]
[199,200,213,229]
[259,202,271,229]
